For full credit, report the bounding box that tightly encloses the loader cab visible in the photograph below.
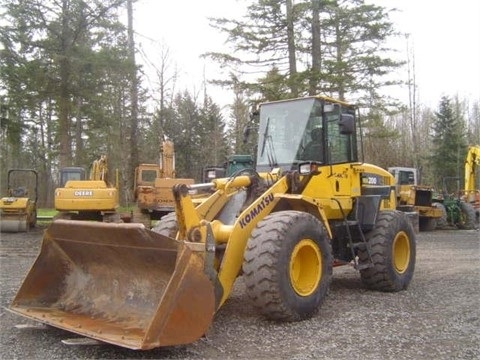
[388,167,418,186]
[255,96,358,172]
[203,155,255,182]
[388,167,418,196]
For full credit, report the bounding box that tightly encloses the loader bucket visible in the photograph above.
[9,220,216,350]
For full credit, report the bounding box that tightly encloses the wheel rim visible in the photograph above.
[392,231,410,274]
[289,239,322,296]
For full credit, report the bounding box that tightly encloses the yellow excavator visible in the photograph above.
[9,95,416,350]
[54,155,120,222]
[132,138,194,227]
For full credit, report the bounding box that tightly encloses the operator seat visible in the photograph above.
[11,187,28,197]
[301,127,324,162]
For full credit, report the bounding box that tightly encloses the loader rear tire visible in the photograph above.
[152,212,178,238]
[358,210,416,292]
[243,211,332,322]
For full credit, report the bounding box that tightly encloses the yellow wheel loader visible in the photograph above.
[9,95,416,350]
[0,169,38,232]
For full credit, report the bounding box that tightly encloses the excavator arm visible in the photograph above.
[160,139,176,178]
[90,155,108,181]
[464,145,480,193]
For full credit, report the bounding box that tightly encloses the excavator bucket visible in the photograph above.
[9,220,216,350]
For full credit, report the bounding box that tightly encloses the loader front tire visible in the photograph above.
[243,211,332,322]
[359,210,416,292]
[152,212,178,238]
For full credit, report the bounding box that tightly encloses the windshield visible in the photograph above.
[255,97,357,172]
[256,98,320,170]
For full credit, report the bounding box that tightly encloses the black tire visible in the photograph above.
[242,211,332,322]
[458,201,476,230]
[52,212,73,221]
[152,212,178,238]
[29,208,37,228]
[433,202,447,229]
[358,210,416,292]
[419,217,436,232]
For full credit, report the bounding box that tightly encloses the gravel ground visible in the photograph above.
[1,226,479,360]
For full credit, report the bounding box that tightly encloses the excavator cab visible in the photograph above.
[59,167,86,187]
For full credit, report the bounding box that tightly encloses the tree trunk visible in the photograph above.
[286,0,298,97]
[127,0,139,191]
[58,0,72,168]
[309,0,322,95]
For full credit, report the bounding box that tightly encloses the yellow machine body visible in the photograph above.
[55,180,118,211]
[54,156,120,221]
[0,169,38,232]
[464,145,480,213]
[10,96,416,350]
[388,166,443,231]
[133,139,194,226]
[0,197,36,232]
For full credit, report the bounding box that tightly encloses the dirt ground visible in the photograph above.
[1,225,479,360]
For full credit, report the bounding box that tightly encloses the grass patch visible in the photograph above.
[36,207,134,225]
[37,208,57,217]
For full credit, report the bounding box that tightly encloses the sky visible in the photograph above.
[130,0,480,110]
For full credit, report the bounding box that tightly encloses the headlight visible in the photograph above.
[298,162,320,175]
[207,170,217,179]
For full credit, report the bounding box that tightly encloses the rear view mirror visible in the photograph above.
[339,113,354,134]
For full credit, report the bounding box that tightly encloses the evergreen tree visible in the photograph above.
[206,0,402,105]
[0,0,142,205]
[227,81,256,156]
[198,97,229,169]
[430,96,467,190]
[206,0,302,99]
[0,0,130,164]
[163,91,203,179]
[318,0,402,102]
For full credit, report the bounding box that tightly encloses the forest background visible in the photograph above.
[1,0,479,207]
